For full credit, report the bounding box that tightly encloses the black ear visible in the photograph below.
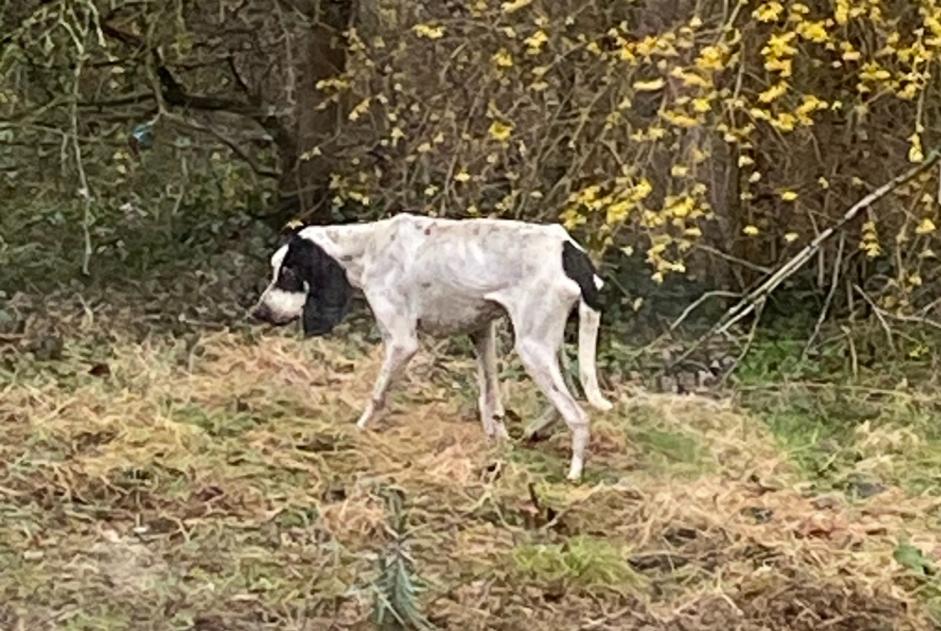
[298,242,354,337]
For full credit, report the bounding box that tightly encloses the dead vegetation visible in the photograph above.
[1,304,940,631]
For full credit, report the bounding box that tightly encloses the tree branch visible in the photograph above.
[101,23,262,117]
[673,149,941,367]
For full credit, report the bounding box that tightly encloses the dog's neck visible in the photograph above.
[298,223,377,288]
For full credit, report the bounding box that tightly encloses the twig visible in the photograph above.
[694,243,772,275]
[841,325,858,379]
[855,285,941,333]
[672,148,941,367]
[164,113,278,179]
[720,297,765,383]
[62,15,93,275]
[670,290,740,331]
[803,232,845,357]
[852,284,896,352]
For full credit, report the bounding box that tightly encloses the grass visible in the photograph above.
[3,210,941,630]
[510,535,642,591]
[2,310,941,631]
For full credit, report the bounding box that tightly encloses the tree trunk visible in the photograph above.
[274,0,355,226]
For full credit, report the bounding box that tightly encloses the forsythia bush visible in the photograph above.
[320,0,940,312]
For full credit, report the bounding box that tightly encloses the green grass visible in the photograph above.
[510,535,642,592]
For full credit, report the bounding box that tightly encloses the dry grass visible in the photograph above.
[2,320,941,630]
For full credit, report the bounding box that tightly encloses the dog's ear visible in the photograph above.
[300,243,354,337]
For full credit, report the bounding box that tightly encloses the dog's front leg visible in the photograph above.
[356,294,418,430]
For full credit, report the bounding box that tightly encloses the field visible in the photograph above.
[3,289,941,631]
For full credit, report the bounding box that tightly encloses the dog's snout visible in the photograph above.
[250,303,273,323]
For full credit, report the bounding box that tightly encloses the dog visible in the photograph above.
[251,213,613,480]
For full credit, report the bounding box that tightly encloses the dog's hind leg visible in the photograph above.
[498,289,591,481]
[470,321,508,440]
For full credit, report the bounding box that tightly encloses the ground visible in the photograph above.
[2,300,941,630]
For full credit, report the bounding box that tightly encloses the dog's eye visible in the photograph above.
[278,267,304,292]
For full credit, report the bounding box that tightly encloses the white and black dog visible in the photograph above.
[251,213,612,480]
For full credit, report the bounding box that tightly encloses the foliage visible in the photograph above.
[3,0,941,333]
[372,489,434,631]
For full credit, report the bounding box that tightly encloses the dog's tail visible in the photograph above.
[562,241,614,412]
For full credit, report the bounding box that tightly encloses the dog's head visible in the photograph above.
[251,224,354,336]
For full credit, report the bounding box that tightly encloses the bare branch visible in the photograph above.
[673,149,941,367]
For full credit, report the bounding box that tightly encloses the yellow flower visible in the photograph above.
[765,57,793,77]
[860,62,891,82]
[771,112,797,131]
[763,32,797,58]
[488,120,513,142]
[784,232,799,242]
[750,107,771,121]
[492,49,514,68]
[500,0,532,12]
[753,1,784,22]
[671,164,690,177]
[909,133,924,163]
[661,110,699,128]
[524,29,548,54]
[695,44,727,71]
[743,225,760,236]
[796,21,828,43]
[454,170,471,183]
[692,97,712,113]
[841,42,861,61]
[633,178,654,200]
[666,195,695,218]
[413,23,445,40]
[916,218,937,234]
[348,98,371,121]
[780,190,798,201]
[633,77,665,91]
[758,81,788,103]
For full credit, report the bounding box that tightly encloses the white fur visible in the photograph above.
[263,287,307,320]
[275,213,612,481]
[254,245,307,322]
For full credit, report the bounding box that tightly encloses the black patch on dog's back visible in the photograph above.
[562,241,603,310]
[282,236,354,336]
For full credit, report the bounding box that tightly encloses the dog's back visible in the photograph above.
[375,213,568,283]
